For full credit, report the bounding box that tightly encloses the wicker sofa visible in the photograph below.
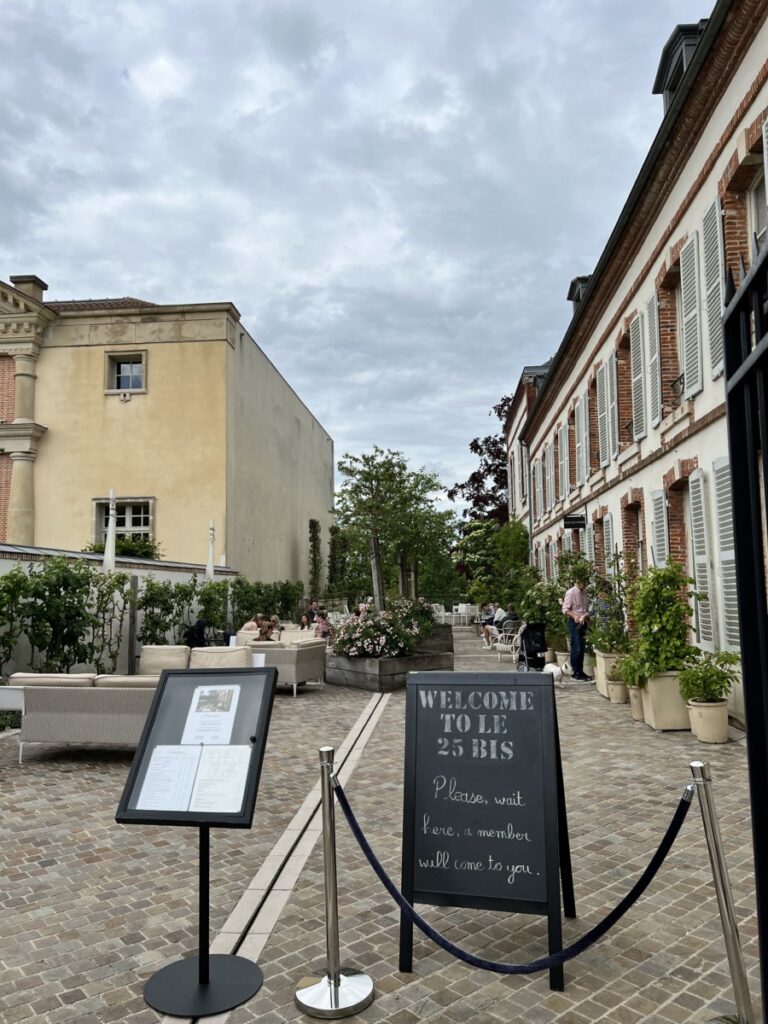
[235,630,327,696]
[6,644,253,763]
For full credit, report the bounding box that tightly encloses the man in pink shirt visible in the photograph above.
[561,569,592,681]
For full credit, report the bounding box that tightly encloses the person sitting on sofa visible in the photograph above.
[314,610,333,642]
[270,614,282,639]
[299,613,313,630]
[242,612,264,633]
[257,620,275,641]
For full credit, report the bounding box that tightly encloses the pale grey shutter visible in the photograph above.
[681,233,703,397]
[763,119,768,205]
[585,523,595,562]
[564,531,572,553]
[647,292,662,426]
[546,442,555,510]
[713,457,740,651]
[629,314,646,439]
[563,423,570,494]
[582,388,590,477]
[536,457,544,521]
[574,399,584,486]
[651,490,669,566]
[603,513,615,575]
[508,453,515,514]
[689,469,717,651]
[557,428,565,498]
[608,350,619,459]
[702,200,725,378]
[597,364,609,467]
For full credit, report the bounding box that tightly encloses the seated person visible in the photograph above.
[257,620,275,641]
[314,610,333,641]
[298,613,313,630]
[269,614,282,639]
[484,605,521,647]
[241,612,264,633]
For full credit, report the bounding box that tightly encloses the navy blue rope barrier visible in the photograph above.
[334,780,694,974]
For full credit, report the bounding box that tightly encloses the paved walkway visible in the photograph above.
[0,628,761,1023]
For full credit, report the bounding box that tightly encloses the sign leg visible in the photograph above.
[399,910,414,973]
[554,711,576,919]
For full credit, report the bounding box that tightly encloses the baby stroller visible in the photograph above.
[516,622,547,672]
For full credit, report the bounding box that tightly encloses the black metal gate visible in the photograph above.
[723,242,768,1020]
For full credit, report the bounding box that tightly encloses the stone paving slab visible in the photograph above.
[224,630,762,1023]
[0,685,374,1024]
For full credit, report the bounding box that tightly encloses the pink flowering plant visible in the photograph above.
[332,608,419,659]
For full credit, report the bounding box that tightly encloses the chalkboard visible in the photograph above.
[116,667,277,829]
[400,672,573,990]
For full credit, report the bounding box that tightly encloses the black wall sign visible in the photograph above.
[400,672,574,991]
[563,514,586,530]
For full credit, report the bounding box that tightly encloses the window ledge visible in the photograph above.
[104,388,147,396]
[660,400,693,441]
[617,442,640,467]
[588,468,605,487]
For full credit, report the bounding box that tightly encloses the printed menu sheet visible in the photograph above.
[136,744,251,813]
[181,685,241,745]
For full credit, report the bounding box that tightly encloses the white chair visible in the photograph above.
[494,623,524,663]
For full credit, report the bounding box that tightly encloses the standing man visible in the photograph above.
[307,598,320,623]
[561,569,592,681]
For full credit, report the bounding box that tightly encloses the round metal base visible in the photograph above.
[295,969,375,1019]
[144,954,263,1018]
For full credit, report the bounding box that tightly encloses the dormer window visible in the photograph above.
[652,21,708,115]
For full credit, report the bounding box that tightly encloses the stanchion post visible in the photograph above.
[295,746,374,1019]
[690,760,754,1024]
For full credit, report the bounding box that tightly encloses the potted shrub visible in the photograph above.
[519,581,560,663]
[618,650,647,722]
[606,658,628,704]
[589,557,630,698]
[629,561,694,731]
[679,651,740,743]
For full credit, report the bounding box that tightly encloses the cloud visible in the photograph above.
[0,0,708,493]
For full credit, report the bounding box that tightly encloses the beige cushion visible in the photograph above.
[189,646,251,669]
[9,672,96,687]
[138,645,190,674]
[243,640,285,650]
[94,674,160,688]
[283,637,327,649]
[281,630,316,645]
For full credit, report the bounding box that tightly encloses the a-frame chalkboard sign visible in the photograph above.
[400,672,575,991]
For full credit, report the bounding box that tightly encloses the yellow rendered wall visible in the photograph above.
[226,328,334,585]
[34,320,227,564]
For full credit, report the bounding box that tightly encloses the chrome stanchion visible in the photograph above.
[295,746,375,1019]
[690,761,755,1024]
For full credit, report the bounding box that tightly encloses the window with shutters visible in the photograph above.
[519,444,527,502]
[629,314,647,439]
[647,292,662,426]
[713,457,740,651]
[574,399,584,486]
[688,469,717,651]
[608,350,619,459]
[749,167,767,254]
[536,457,544,522]
[546,442,555,511]
[680,233,703,398]
[596,364,609,467]
[558,424,569,498]
[567,409,576,489]
[585,523,595,563]
[651,490,669,566]
[702,200,726,378]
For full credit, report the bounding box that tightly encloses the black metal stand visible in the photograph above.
[143,827,264,1018]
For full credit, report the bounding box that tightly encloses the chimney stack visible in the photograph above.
[10,275,48,303]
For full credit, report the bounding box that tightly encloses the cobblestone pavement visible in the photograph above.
[0,685,373,1024]
[0,630,762,1023]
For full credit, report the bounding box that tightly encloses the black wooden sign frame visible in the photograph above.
[116,667,277,829]
[399,672,574,991]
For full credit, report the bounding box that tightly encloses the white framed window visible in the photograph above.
[92,496,155,544]
[105,351,147,393]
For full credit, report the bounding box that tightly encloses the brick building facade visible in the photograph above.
[506,0,768,711]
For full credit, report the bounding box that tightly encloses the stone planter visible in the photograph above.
[545,649,557,664]
[325,651,454,692]
[641,671,690,731]
[607,680,628,704]
[688,700,729,743]
[628,686,645,721]
[594,651,621,699]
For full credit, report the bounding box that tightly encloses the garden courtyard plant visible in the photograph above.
[679,650,740,743]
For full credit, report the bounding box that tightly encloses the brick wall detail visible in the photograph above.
[0,454,12,542]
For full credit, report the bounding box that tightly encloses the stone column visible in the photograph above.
[13,352,38,422]
[7,451,36,545]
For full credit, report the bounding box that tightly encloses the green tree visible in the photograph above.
[23,558,94,671]
[0,565,29,674]
[308,519,322,599]
[88,570,132,673]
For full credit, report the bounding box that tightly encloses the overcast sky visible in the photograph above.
[1,0,709,497]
